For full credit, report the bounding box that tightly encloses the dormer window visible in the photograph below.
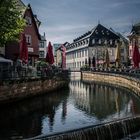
[106,31,109,35]
[102,30,104,35]
[95,30,98,34]
[25,16,32,25]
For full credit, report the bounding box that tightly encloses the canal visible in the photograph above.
[0,72,140,139]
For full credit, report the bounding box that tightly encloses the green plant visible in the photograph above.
[0,0,25,47]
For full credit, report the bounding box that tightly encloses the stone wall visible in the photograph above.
[0,78,68,103]
[82,72,140,96]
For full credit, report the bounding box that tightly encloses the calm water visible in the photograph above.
[0,72,140,139]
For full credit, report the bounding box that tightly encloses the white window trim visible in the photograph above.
[25,34,32,46]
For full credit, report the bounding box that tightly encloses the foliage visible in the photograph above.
[80,65,90,71]
[0,0,25,47]
[36,61,49,68]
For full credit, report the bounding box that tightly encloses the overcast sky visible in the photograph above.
[22,0,140,44]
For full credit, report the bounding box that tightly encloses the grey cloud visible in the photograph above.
[22,0,140,43]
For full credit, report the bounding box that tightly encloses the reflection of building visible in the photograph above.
[66,24,128,70]
[0,88,69,139]
[70,80,132,119]
[5,3,41,66]
[39,33,47,60]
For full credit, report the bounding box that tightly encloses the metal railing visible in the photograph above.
[81,67,140,79]
[0,66,70,82]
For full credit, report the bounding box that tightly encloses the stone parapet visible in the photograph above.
[82,71,140,96]
[0,77,69,103]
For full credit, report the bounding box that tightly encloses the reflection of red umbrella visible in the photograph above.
[20,33,28,64]
[46,42,54,64]
[61,45,66,69]
[132,41,140,68]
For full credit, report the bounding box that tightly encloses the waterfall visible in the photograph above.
[27,116,140,140]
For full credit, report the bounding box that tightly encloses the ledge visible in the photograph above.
[82,71,140,97]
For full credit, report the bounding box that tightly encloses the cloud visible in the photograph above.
[22,0,140,43]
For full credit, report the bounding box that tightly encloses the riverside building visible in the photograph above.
[66,24,128,70]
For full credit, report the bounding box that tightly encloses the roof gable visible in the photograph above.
[24,4,41,40]
[91,24,119,39]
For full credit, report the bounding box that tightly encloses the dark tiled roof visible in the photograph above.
[73,31,91,42]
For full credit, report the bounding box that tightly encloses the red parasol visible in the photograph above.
[132,41,140,68]
[46,42,54,64]
[20,33,28,64]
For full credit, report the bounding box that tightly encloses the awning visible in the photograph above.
[0,57,13,64]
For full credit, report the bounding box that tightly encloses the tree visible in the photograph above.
[0,0,25,47]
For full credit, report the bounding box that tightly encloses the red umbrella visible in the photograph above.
[132,41,140,68]
[61,45,66,69]
[46,42,54,64]
[20,33,28,64]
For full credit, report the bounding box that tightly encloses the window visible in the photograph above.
[92,39,95,44]
[82,50,84,57]
[39,51,45,58]
[40,42,44,48]
[25,35,32,46]
[110,40,113,45]
[121,56,124,61]
[109,49,113,56]
[92,49,95,56]
[25,16,32,25]
[121,48,124,53]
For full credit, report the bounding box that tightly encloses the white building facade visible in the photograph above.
[66,24,129,70]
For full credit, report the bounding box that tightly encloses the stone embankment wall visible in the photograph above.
[0,77,68,103]
[82,72,140,96]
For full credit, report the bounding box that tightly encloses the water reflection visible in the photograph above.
[0,74,140,139]
[0,89,69,139]
[70,80,140,121]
